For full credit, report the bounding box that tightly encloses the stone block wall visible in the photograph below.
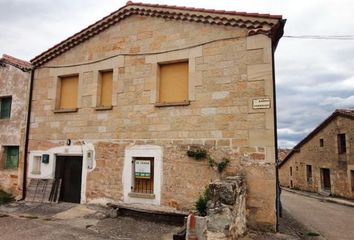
[279,115,354,199]
[29,15,277,229]
[0,63,30,196]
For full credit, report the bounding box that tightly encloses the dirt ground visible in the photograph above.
[0,201,322,240]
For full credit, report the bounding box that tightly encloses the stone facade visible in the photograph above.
[0,55,31,196]
[279,110,354,199]
[28,3,284,230]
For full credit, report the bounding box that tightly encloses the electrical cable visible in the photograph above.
[39,36,241,69]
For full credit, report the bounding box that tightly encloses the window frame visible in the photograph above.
[3,146,19,170]
[54,74,79,113]
[337,133,346,154]
[156,60,190,107]
[95,69,114,110]
[0,96,12,119]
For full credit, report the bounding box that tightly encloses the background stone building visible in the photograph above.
[0,54,31,196]
[27,2,285,230]
[279,109,354,199]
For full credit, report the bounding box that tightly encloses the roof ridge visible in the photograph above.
[126,1,282,19]
[1,54,32,71]
[30,2,284,66]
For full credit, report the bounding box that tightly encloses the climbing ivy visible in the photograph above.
[187,148,230,173]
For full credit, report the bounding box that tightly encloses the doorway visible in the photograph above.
[321,168,331,191]
[55,156,83,203]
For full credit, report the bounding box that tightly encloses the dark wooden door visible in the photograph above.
[322,168,331,190]
[56,156,83,203]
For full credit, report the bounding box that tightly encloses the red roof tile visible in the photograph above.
[0,54,32,71]
[31,1,285,67]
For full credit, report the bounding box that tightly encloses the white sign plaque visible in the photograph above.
[135,160,151,179]
[252,98,271,109]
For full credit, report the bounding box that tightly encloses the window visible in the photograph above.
[306,165,312,183]
[290,166,292,176]
[4,146,19,169]
[132,157,154,194]
[0,96,12,119]
[337,134,346,154]
[319,138,324,147]
[31,156,41,175]
[58,75,78,109]
[98,70,113,107]
[158,61,188,104]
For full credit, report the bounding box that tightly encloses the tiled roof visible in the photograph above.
[278,109,354,167]
[0,54,32,71]
[31,1,285,67]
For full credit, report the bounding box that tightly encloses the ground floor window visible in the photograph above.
[132,157,154,194]
[3,146,19,169]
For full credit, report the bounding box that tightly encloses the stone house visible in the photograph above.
[279,109,354,199]
[0,54,32,196]
[27,2,285,230]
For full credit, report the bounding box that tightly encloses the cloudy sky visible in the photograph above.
[1,0,353,148]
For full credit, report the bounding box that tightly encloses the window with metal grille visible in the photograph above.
[306,165,312,183]
[4,146,19,169]
[0,96,12,119]
[132,157,154,194]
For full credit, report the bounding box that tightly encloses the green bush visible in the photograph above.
[0,190,14,204]
[195,188,209,216]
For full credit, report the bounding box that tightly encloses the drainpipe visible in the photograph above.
[271,44,280,232]
[21,68,35,200]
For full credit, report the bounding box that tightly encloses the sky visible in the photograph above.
[1,0,353,148]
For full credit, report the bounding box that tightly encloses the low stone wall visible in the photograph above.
[186,175,247,239]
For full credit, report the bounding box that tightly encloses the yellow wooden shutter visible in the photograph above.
[59,75,78,109]
[100,71,113,106]
[159,62,188,103]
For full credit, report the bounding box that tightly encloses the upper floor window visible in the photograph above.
[0,96,12,119]
[3,146,19,169]
[58,75,78,110]
[337,133,346,154]
[158,61,188,104]
[98,70,113,107]
[319,138,324,147]
[290,166,292,176]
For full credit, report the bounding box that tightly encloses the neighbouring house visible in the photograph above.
[27,1,285,230]
[0,54,32,196]
[278,148,290,163]
[279,109,354,199]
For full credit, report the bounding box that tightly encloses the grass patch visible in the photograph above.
[307,232,320,237]
[0,190,14,204]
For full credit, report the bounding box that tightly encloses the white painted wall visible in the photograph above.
[27,143,96,203]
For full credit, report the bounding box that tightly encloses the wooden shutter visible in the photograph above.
[159,62,188,103]
[5,146,19,169]
[0,97,12,119]
[59,76,78,109]
[100,71,113,106]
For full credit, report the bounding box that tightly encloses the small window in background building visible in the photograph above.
[0,96,12,119]
[290,166,292,176]
[58,75,78,109]
[159,61,188,104]
[99,70,113,107]
[306,165,312,183]
[319,138,324,147]
[4,146,19,169]
[31,156,41,175]
[337,134,346,154]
